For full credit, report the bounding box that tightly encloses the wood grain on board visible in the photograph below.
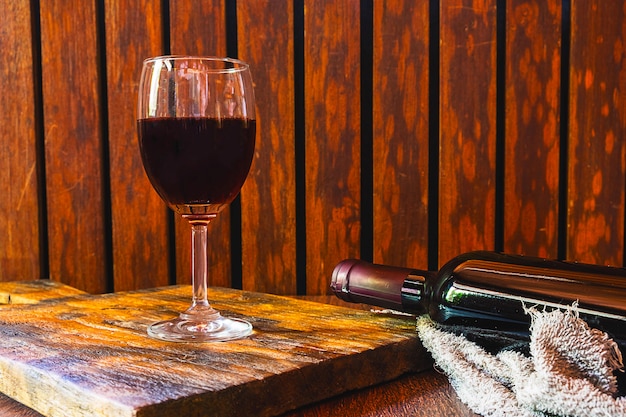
[0,285,423,417]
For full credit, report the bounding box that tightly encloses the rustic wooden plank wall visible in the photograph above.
[1,0,625,295]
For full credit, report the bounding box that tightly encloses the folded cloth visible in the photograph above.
[416,307,626,417]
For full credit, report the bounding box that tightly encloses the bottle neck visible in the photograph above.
[400,271,433,314]
[330,259,431,314]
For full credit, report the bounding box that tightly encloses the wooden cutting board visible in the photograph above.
[0,280,86,305]
[0,285,426,417]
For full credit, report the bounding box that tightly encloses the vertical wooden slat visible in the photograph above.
[40,0,107,293]
[169,1,231,288]
[439,0,498,264]
[504,0,562,258]
[373,0,430,269]
[568,0,625,265]
[0,1,41,281]
[105,1,170,291]
[238,1,297,293]
[305,0,361,294]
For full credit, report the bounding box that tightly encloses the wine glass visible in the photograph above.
[137,56,256,342]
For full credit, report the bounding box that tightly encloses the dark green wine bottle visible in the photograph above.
[331,251,626,346]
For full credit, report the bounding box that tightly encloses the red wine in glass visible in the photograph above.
[137,55,256,342]
[138,117,256,215]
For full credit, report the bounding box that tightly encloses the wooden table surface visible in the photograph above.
[0,283,478,417]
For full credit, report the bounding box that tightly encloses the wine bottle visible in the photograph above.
[330,251,626,346]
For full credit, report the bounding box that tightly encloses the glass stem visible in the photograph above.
[184,214,216,312]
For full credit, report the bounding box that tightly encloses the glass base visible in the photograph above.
[147,307,252,342]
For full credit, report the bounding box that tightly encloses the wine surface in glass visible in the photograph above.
[138,117,256,214]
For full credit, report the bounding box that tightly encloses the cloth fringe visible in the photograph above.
[416,307,626,417]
